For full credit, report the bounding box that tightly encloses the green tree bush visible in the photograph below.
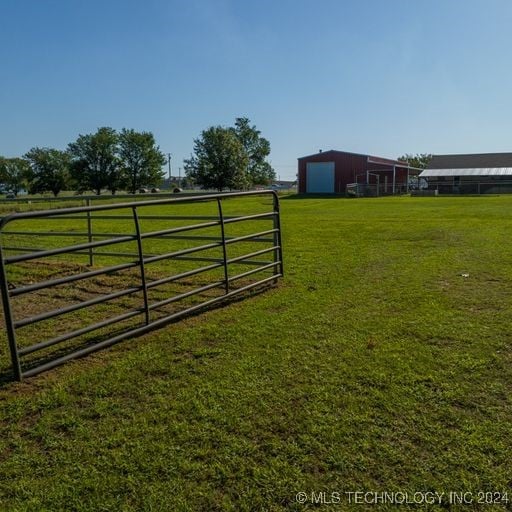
[185,118,274,191]
[231,117,275,185]
[24,147,71,196]
[398,153,432,169]
[118,129,165,194]
[68,127,120,195]
[0,157,32,196]
[184,126,249,191]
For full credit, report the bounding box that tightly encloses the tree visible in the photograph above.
[24,148,71,196]
[184,126,249,191]
[231,117,276,185]
[179,175,194,189]
[398,153,432,170]
[68,127,120,195]
[0,157,31,196]
[118,129,165,194]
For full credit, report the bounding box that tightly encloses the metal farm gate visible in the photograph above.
[0,191,283,380]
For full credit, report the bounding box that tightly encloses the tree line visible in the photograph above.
[0,127,165,197]
[0,117,276,197]
[397,153,432,169]
[184,117,275,191]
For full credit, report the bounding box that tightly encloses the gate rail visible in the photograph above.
[0,190,283,380]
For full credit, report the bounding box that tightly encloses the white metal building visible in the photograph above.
[420,153,512,194]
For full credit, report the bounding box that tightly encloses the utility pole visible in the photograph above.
[167,153,172,181]
[178,167,181,187]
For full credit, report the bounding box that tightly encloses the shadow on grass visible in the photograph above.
[0,282,277,388]
[0,367,16,388]
[282,193,349,200]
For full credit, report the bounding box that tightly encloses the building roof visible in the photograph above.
[298,149,408,166]
[421,152,512,178]
[427,152,512,169]
[421,168,512,177]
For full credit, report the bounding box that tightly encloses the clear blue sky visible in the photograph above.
[1,0,511,180]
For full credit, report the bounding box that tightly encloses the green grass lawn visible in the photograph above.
[1,195,511,511]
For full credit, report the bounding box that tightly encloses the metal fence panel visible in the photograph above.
[0,191,283,380]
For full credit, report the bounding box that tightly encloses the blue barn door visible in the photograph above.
[306,162,335,193]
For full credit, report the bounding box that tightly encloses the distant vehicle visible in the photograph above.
[5,193,15,199]
[173,187,183,194]
[139,188,150,193]
[151,188,160,193]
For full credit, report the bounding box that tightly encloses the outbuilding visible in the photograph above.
[420,153,512,194]
[297,150,413,195]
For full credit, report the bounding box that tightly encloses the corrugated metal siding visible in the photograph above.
[421,168,512,177]
[298,151,367,193]
[298,151,410,193]
[333,153,368,193]
[428,153,512,169]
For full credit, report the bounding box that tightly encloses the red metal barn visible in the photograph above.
[297,150,412,195]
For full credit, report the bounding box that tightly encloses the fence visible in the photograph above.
[425,181,512,195]
[0,190,283,380]
[346,183,408,197]
[0,191,219,215]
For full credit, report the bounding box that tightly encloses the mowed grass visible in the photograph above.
[1,195,512,511]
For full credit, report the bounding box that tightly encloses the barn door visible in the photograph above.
[306,162,335,193]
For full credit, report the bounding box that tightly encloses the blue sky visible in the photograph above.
[1,0,512,180]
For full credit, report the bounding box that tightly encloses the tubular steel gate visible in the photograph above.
[0,191,283,380]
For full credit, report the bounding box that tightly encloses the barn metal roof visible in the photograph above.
[420,167,512,177]
[427,152,512,170]
[297,149,408,166]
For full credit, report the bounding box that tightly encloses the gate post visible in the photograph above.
[132,207,150,325]
[86,198,94,266]
[217,198,229,294]
[272,191,284,281]
[0,245,22,380]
